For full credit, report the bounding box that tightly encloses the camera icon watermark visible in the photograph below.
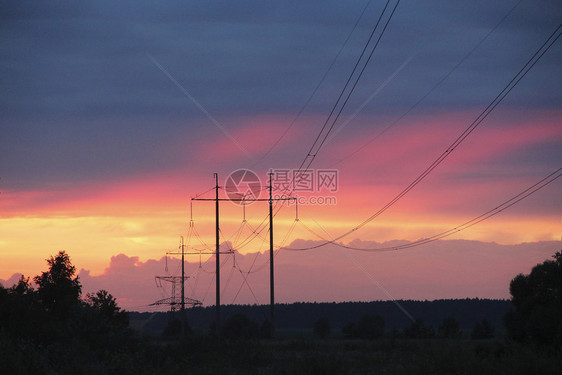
[224,169,262,205]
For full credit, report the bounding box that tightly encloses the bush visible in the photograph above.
[342,313,385,339]
[472,318,494,340]
[222,313,260,339]
[404,318,435,339]
[438,316,461,339]
[260,319,273,339]
[313,317,331,339]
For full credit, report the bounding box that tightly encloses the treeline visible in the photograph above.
[1,250,560,373]
[132,298,512,334]
[133,251,562,348]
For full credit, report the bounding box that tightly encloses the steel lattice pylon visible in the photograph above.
[151,276,202,312]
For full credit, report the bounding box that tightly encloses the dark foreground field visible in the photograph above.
[3,252,560,374]
[151,335,562,375]
[3,333,561,374]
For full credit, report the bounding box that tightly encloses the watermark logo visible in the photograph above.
[269,169,338,193]
[225,168,339,206]
[225,169,262,205]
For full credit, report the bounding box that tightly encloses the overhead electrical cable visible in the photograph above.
[231,227,269,304]
[234,0,402,249]
[250,0,374,169]
[256,0,527,248]
[305,0,402,165]
[285,167,561,251]
[297,0,400,174]
[330,0,524,167]
[291,22,562,251]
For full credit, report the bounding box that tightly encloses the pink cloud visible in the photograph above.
[0,273,24,289]
[306,109,562,219]
[0,169,210,216]
[71,239,558,311]
[5,109,557,222]
[331,110,561,185]
[2,239,556,311]
[189,114,322,167]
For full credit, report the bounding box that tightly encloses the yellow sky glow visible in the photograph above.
[1,210,559,281]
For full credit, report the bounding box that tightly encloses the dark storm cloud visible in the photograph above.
[3,0,559,117]
[1,0,561,187]
[0,0,361,118]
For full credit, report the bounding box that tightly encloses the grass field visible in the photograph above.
[139,334,561,375]
[3,330,561,374]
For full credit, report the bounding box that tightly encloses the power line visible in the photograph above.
[298,0,401,173]
[285,167,561,252]
[293,22,562,251]
[250,0,374,169]
[330,0,524,168]
[307,0,402,164]
[233,0,402,249]
[303,214,415,322]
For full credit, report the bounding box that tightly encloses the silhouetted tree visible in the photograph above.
[357,313,385,339]
[0,275,44,339]
[34,251,81,321]
[222,313,259,339]
[438,316,461,339]
[471,318,494,339]
[342,321,357,338]
[342,313,385,339]
[0,251,139,373]
[10,275,34,295]
[260,319,273,339]
[404,318,435,339]
[505,251,562,346]
[313,317,331,339]
[162,317,182,337]
[86,289,129,330]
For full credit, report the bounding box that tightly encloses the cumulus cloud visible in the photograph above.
[2,239,556,311]
[72,239,558,311]
[0,273,24,289]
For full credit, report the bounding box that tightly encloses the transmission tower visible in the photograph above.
[151,236,203,336]
[150,275,202,312]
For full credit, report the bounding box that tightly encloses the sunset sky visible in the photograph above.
[1,1,561,310]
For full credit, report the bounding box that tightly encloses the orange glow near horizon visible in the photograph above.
[1,207,559,281]
[2,110,560,287]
